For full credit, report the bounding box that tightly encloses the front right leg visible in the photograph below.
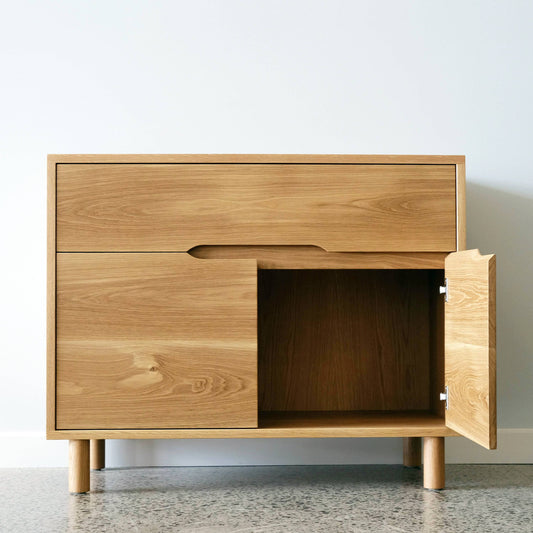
[423,437,445,490]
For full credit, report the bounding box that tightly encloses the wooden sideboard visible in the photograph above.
[47,154,496,493]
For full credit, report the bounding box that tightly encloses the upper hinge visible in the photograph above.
[440,385,449,410]
[439,278,448,302]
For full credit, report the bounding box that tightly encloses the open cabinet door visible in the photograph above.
[445,249,496,449]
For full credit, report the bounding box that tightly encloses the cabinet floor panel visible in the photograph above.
[48,411,457,440]
[260,410,446,430]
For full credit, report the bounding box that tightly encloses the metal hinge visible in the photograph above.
[439,278,448,302]
[440,385,449,410]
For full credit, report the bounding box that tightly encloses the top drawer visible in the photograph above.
[56,163,456,252]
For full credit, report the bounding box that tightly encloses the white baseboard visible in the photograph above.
[1,430,531,468]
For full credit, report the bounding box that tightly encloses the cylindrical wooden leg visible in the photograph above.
[423,437,445,490]
[403,437,421,467]
[90,440,105,470]
[69,440,90,494]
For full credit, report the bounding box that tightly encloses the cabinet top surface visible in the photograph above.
[48,154,465,165]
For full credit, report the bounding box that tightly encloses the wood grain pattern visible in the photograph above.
[49,412,457,439]
[49,154,466,164]
[191,246,447,269]
[47,157,56,434]
[68,440,90,493]
[47,154,470,457]
[56,164,457,252]
[56,253,257,429]
[259,270,432,411]
[445,249,496,449]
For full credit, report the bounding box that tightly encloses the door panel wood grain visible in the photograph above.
[56,164,456,252]
[56,253,257,429]
[444,249,496,449]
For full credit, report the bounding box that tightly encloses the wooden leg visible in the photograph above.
[423,437,445,490]
[403,437,421,467]
[69,440,90,494]
[90,440,105,470]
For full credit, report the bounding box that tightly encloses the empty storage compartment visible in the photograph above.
[258,269,445,429]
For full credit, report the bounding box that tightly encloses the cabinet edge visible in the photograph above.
[47,154,466,165]
[47,157,56,435]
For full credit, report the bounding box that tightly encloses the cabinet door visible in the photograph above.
[56,253,257,429]
[444,249,496,448]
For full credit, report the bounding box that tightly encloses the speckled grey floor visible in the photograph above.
[0,465,532,532]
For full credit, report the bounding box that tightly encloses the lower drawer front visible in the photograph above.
[56,163,457,252]
[55,253,258,429]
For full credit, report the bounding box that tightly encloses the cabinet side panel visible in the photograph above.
[456,162,466,250]
[47,157,56,435]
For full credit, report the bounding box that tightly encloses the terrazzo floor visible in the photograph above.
[0,465,531,532]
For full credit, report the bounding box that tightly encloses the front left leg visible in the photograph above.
[69,440,90,494]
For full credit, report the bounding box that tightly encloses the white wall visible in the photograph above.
[1,0,532,467]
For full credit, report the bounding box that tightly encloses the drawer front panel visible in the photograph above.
[55,253,257,430]
[56,163,456,252]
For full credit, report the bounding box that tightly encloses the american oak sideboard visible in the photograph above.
[47,154,496,493]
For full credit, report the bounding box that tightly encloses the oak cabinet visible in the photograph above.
[47,154,496,493]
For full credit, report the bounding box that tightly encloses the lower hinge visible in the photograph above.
[439,278,448,302]
[440,385,449,410]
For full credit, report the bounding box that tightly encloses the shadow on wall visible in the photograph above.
[467,183,533,428]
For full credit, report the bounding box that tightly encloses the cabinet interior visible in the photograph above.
[258,269,445,428]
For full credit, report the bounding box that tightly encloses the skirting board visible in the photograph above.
[1,430,532,468]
